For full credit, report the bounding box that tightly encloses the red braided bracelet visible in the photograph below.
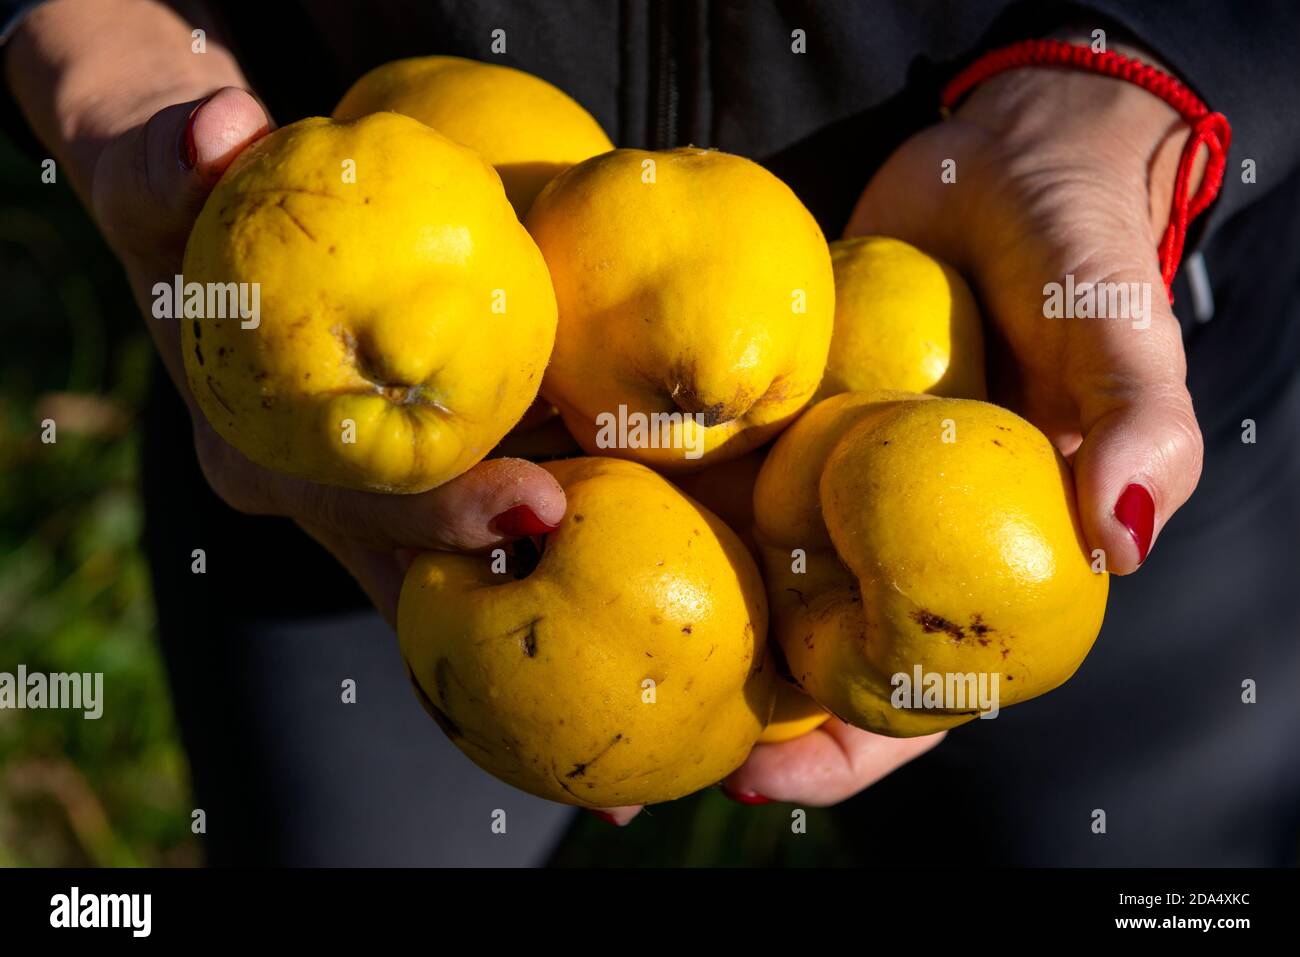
[940,38,1232,302]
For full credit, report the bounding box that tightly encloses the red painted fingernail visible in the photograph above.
[491,504,559,537]
[180,95,214,170]
[587,810,623,826]
[722,785,772,805]
[1114,483,1155,564]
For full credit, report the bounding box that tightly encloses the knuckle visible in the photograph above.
[1146,391,1205,495]
[1165,401,1205,477]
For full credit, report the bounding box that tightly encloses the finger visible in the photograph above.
[176,85,274,186]
[588,806,642,827]
[95,87,272,260]
[723,720,945,806]
[196,422,567,552]
[361,455,564,548]
[148,86,272,232]
[1065,265,1204,575]
[96,88,272,398]
[293,456,568,624]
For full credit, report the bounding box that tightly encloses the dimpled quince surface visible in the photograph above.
[755,392,1108,736]
[182,112,557,492]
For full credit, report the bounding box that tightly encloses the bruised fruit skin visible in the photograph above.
[181,112,557,493]
[398,457,774,807]
[527,148,835,472]
[333,55,613,215]
[816,237,986,401]
[755,392,1108,737]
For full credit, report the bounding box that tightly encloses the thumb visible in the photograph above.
[1069,275,1204,575]
[296,456,568,627]
[174,86,274,204]
[95,87,271,400]
[93,86,272,257]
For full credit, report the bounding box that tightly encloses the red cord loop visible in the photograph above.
[941,38,1232,302]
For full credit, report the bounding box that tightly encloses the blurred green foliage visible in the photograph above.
[0,134,199,866]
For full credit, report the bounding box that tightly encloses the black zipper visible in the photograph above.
[650,1,680,149]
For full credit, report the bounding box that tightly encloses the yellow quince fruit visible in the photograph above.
[398,457,774,807]
[526,147,835,472]
[754,391,1108,737]
[181,112,557,492]
[334,55,613,215]
[817,236,985,401]
[758,682,832,744]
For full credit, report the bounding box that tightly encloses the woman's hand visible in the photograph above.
[98,86,566,625]
[846,58,1206,575]
[8,2,565,626]
[711,50,1209,817]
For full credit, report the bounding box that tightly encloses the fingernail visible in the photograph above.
[722,785,772,806]
[1114,483,1155,564]
[491,504,560,537]
[180,94,214,170]
[586,810,624,827]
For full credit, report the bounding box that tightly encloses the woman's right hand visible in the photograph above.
[8,1,565,626]
[98,88,566,625]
